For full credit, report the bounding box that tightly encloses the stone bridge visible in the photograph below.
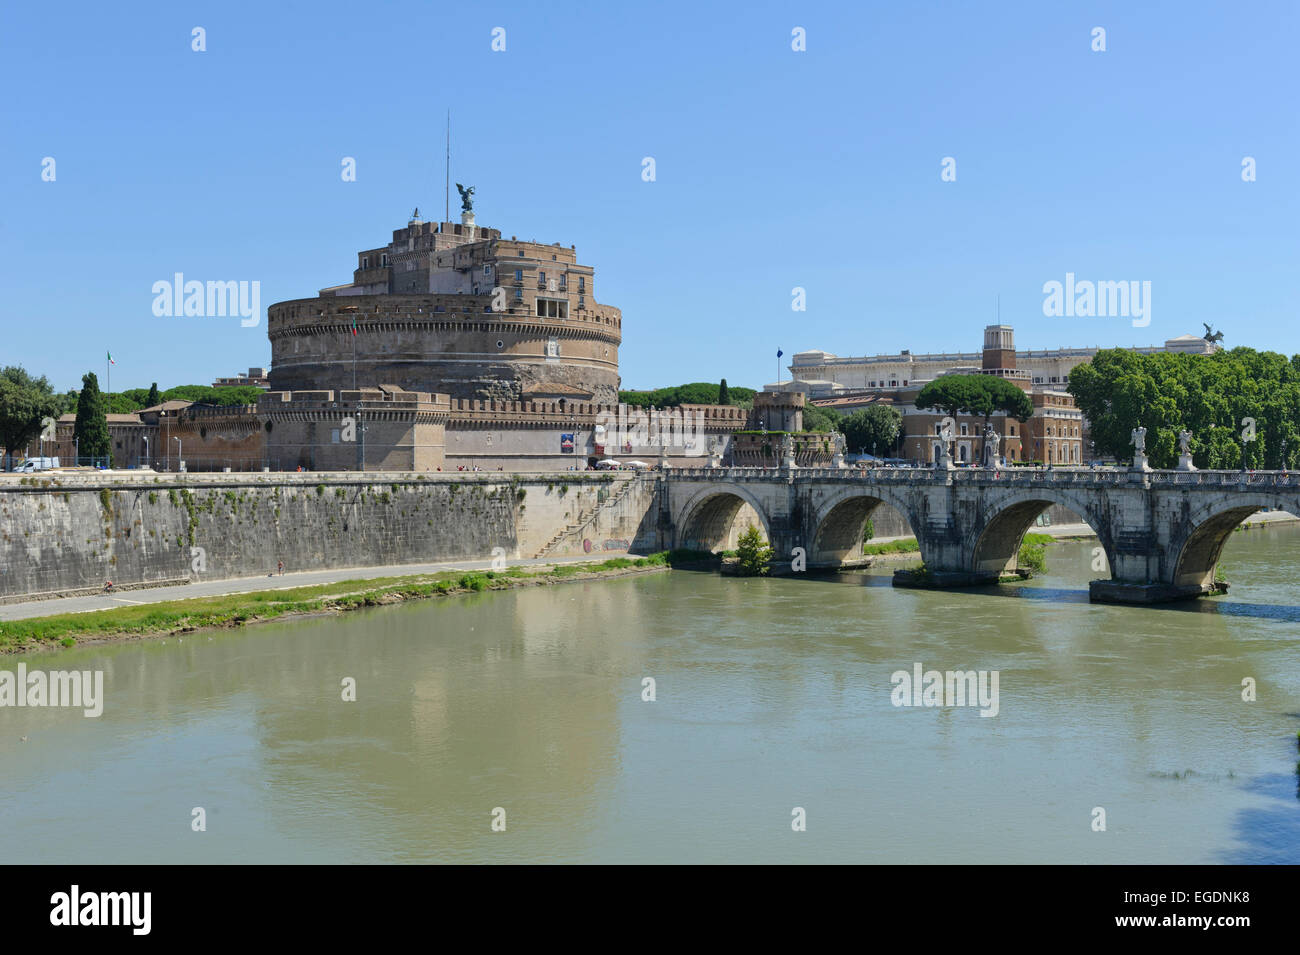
[654,466,1300,603]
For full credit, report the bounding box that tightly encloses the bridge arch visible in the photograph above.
[674,483,773,553]
[808,485,923,568]
[1170,493,1300,590]
[968,487,1113,579]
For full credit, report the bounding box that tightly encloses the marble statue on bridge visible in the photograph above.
[984,425,1001,468]
[1131,426,1151,472]
[1177,428,1197,472]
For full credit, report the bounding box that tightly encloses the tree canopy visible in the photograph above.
[1068,347,1300,469]
[0,366,63,469]
[801,402,841,434]
[915,374,1034,422]
[620,381,757,408]
[73,372,111,460]
[840,404,903,455]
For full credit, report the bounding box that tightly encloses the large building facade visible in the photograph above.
[785,330,1218,396]
[267,212,622,405]
[31,206,758,473]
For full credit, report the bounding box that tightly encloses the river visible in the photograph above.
[2,526,1298,863]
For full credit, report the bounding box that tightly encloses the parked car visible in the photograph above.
[14,456,60,473]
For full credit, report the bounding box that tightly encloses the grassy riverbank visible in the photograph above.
[0,552,710,654]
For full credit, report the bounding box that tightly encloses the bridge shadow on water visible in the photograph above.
[801,571,1300,621]
[1218,771,1300,864]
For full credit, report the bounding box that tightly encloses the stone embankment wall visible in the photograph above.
[0,472,659,600]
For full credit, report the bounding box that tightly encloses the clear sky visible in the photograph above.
[4,0,1297,394]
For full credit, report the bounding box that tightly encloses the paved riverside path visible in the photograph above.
[0,554,610,622]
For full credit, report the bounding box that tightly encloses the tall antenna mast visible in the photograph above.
[444,109,450,223]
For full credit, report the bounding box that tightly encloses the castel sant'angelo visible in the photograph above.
[268,203,622,404]
[43,192,812,473]
[249,193,783,471]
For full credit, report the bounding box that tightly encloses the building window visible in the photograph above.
[483,264,491,276]
[381,254,389,266]
[535,299,568,319]
[514,288,523,301]
[960,424,968,436]
[331,429,341,444]
[514,269,523,283]
[361,256,370,269]
[578,277,585,292]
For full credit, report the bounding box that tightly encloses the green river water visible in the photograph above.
[2,527,1298,863]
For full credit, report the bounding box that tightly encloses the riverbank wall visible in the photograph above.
[0,472,659,599]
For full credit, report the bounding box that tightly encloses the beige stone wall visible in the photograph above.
[260,389,448,472]
[267,294,621,403]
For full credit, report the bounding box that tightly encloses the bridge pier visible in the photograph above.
[1087,580,1224,605]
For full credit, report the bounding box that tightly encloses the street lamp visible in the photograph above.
[174,437,183,472]
[142,436,149,470]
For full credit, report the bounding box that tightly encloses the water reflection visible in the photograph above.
[0,527,1296,863]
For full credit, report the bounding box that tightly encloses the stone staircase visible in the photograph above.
[533,476,640,559]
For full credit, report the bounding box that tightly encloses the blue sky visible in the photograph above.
[3,0,1297,393]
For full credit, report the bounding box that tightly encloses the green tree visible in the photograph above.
[840,405,903,456]
[1067,347,1300,469]
[916,374,1034,422]
[0,366,63,470]
[146,382,161,407]
[73,372,111,462]
[718,378,730,405]
[161,384,264,407]
[801,403,841,433]
[619,382,757,408]
[916,374,1033,463]
[736,524,774,576]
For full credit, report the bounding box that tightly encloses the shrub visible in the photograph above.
[1018,533,1051,575]
[736,524,774,576]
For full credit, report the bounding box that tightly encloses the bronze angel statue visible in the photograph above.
[455,183,475,213]
[1202,323,1225,345]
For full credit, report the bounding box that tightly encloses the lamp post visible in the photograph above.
[142,436,149,470]
[174,437,183,472]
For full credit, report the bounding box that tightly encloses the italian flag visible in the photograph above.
[107,351,116,365]
[350,321,358,336]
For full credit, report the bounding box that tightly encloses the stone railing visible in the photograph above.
[663,465,1300,490]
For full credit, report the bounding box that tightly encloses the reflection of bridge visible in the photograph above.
[656,467,1300,603]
